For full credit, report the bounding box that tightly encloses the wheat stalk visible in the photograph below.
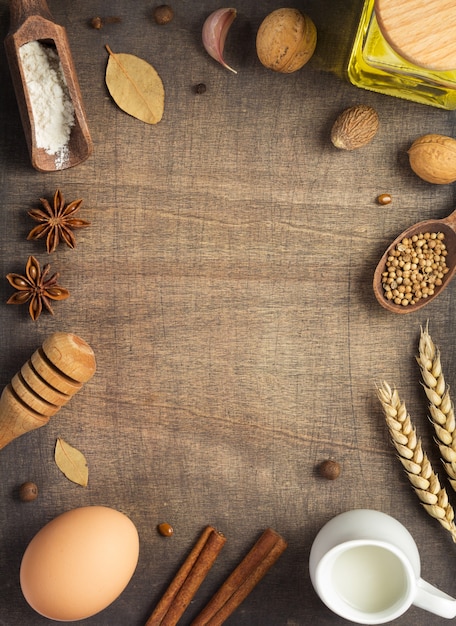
[377,381,456,542]
[417,323,456,491]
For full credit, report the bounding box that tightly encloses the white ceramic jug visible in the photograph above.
[309,509,456,624]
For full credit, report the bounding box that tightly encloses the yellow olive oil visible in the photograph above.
[347,0,456,109]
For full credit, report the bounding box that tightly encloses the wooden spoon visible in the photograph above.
[4,0,92,171]
[373,209,456,314]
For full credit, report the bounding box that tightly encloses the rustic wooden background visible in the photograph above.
[1,0,456,624]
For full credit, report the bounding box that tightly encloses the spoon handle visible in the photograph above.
[8,0,53,33]
[442,207,456,231]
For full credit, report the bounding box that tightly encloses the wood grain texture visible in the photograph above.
[1,0,456,624]
[375,0,456,70]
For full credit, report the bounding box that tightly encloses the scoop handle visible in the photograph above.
[414,578,456,619]
[8,0,54,33]
[441,207,456,231]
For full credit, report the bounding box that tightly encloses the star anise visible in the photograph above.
[6,256,70,321]
[27,189,90,254]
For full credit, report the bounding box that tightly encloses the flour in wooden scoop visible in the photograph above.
[19,41,75,168]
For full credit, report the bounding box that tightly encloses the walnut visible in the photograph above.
[408,134,456,184]
[256,8,317,73]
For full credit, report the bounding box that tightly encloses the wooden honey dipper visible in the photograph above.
[0,332,96,450]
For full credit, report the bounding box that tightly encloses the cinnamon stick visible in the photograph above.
[145,525,226,626]
[191,528,287,626]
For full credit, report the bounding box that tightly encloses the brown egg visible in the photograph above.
[20,506,139,621]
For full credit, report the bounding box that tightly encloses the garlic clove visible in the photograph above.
[202,8,237,74]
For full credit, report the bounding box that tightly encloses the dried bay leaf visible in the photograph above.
[55,437,89,487]
[105,45,165,124]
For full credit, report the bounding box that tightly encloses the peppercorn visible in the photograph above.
[377,193,392,205]
[194,83,207,94]
[318,460,341,480]
[158,522,174,537]
[153,5,174,25]
[19,481,38,501]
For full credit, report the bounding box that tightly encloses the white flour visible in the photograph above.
[19,41,75,165]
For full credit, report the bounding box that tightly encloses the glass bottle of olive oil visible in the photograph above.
[347,0,456,109]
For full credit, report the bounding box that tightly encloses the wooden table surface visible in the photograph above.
[1,1,456,624]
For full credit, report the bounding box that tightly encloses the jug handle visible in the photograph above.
[414,578,456,618]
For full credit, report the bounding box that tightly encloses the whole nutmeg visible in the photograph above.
[256,8,317,73]
[331,105,379,150]
[408,134,456,184]
[318,460,341,480]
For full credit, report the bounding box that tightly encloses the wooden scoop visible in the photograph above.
[0,332,96,450]
[373,209,456,314]
[4,0,93,171]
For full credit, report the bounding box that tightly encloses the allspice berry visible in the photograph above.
[19,481,38,501]
[318,460,341,480]
[153,5,174,25]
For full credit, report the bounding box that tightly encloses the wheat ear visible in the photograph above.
[417,323,456,491]
[377,381,456,542]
